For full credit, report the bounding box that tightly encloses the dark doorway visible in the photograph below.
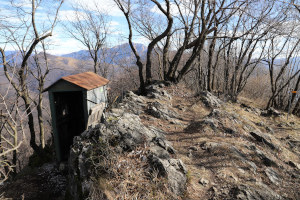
[53,91,85,161]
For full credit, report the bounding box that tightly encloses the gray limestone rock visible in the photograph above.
[250,131,278,150]
[188,146,198,151]
[199,91,223,108]
[231,184,283,200]
[68,97,187,198]
[147,101,178,120]
[253,147,277,167]
[261,107,281,117]
[287,160,300,170]
[199,178,209,186]
[201,141,221,151]
[265,168,280,185]
[147,155,187,195]
[230,146,257,172]
[146,83,172,101]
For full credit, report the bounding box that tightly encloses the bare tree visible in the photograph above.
[64,2,109,77]
[115,0,249,93]
[0,62,25,182]
[216,0,279,100]
[114,0,146,93]
[29,42,50,149]
[263,33,300,109]
[114,0,173,93]
[0,0,64,153]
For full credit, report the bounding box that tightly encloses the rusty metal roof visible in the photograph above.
[44,72,109,91]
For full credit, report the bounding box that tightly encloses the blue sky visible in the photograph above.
[0,0,151,55]
[1,0,296,59]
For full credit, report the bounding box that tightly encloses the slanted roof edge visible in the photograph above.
[43,72,109,92]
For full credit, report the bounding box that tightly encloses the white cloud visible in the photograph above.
[1,0,32,9]
[110,21,120,26]
[45,30,84,55]
[150,1,196,17]
[58,10,85,22]
[66,0,124,17]
[134,36,150,46]
[47,37,83,55]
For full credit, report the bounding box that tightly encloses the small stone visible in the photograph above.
[199,178,209,186]
[255,148,277,167]
[287,161,300,170]
[238,168,245,174]
[188,146,198,151]
[199,91,223,108]
[210,186,218,195]
[59,163,66,171]
[289,122,295,126]
[266,126,274,134]
[241,103,251,108]
[292,173,300,179]
[188,150,193,158]
[256,122,265,127]
[265,168,280,185]
[224,127,236,134]
[268,107,281,116]
[261,107,281,117]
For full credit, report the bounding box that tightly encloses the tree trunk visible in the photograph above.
[37,95,45,149]
[22,95,39,153]
[287,75,300,111]
[292,96,300,116]
[207,29,217,92]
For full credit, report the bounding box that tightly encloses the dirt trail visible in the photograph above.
[141,84,300,200]
[1,83,299,199]
[0,163,67,200]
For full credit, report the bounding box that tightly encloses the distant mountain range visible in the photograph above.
[61,43,147,65]
[0,52,94,91]
[1,43,147,66]
[1,43,299,85]
[0,43,148,90]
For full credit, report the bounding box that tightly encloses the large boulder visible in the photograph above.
[119,91,147,115]
[147,101,178,120]
[148,155,187,194]
[145,82,172,101]
[199,91,223,108]
[68,107,187,199]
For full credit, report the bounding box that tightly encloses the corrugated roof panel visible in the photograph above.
[61,72,109,90]
[44,72,109,92]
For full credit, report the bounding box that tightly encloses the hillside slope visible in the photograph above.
[140,83,300,199]
[68,82,299,199]
[0,82,299,199]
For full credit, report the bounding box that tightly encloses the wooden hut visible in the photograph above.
[45,72,109,161]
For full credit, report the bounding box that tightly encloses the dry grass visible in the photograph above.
[240,74,271,109]
[88,144,177,200]
[0,193,13,200]
[137,83,300,200]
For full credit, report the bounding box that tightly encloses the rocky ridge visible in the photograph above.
[67,81,300,200]
[67,82,188,199]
